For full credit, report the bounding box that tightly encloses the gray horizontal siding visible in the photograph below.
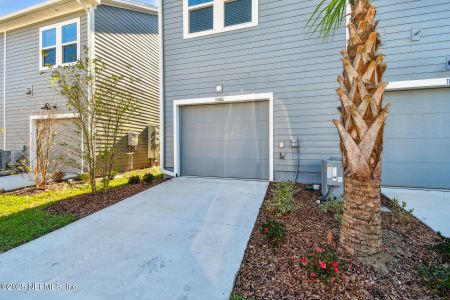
[4,12,87,155]
[163,0,450,183]
[163,0,343,183]
[95,5,159,170]
[376,0,450,81]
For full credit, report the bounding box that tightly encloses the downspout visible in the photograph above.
[158,0,175,177]
[2,32,6,150]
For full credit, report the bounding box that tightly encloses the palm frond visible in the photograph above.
[306,0,348,39]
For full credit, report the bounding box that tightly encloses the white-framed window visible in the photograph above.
[39,18,80,71]
[183,0,258,39]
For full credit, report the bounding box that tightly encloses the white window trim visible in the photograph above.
[173,92,274,181]
[183,0,258,39]
[39,17,81,71]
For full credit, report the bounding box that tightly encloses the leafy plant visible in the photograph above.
[320,196,344,222]
[300,246,345,283]
[142,173,154,183]
[259,220,286,248]
[391,198,415,224]
[268,182,298,215]
[0,188,5,194]
[128,175,141,184]
[52,171,66,183]
[74,172,90,183]
[430,233,450,263]
[230,293,253,300]
[418,263,450,297]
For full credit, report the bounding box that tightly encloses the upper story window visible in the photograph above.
[39,18,80,70]
[183,0,258,39]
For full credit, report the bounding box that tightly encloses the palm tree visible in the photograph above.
[309,0,390,256]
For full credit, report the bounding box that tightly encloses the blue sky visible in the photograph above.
[0,0,157,17]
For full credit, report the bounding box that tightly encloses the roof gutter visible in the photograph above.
[158,0,175,178]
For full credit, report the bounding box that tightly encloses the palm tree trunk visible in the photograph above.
[334,0,390,256]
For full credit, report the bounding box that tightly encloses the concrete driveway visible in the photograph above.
[0,177,268,300]
[382,187,450,237]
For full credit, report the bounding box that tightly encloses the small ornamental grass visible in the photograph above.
[418,262,450,297]
[300,247,345,283]
[268,182,298,215]
[259,220,286,248]
[320,196,344,222]
[390,197,415,225]
[128,175,141,184]
[142,173,155,183]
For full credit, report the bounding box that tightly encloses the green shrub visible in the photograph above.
[430,233,450,263]
[320,196,344,222]
[74,172,90,183]
[268,182,298,215]
[154,173,163,180]
[300,246,345,283]
[259,220,286,248]
[128,175,141,184]
[418,263,450,297]
[108,170,119,180]
[52,171,66,183]
[142,173,154,183]
[391,198,414,224]
[230,293,253,300]
[0,188,5,194]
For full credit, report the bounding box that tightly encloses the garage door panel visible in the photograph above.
[385,113,450,139]
[383,163,450,189]
[384,138,450,163]
[386,89,450,114]
[180,101,269,180]
[181,103,269,123]
[382,89,450,189]
[181,121,269,140]
[182,157,270,180]
[182,140,270,160]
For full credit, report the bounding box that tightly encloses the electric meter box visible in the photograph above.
[128,132,139,147]
[321,157,344,197]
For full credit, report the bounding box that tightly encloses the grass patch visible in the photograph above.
[0,167,160,253]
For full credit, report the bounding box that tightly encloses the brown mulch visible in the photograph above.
[233,183,445,300]
[46,179,167,219]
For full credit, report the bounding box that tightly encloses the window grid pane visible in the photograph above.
[42,28,56,48]
[62,23,77,44]
[43,48,56,67]
[63,44,77,64]
[189,6,213,33]
[225,0,252,27]
[188,0,212,7]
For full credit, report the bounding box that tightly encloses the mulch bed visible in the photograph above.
[233,183,446,300]
[46,179,167,219]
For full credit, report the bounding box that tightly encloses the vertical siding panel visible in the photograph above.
[95,5,159,170]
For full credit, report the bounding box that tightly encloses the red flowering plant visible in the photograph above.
[300,246,345,283]
[259,220,286,248]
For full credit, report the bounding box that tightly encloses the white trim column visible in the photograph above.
[3,32,6,149]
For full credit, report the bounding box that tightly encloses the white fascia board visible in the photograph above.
[386,78,450,91]
[100,0,158,15]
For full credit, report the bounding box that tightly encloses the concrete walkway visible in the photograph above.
[0,174,35,191]
[382,187,450,237]
[0,173,77,191]
[0,177,268,300]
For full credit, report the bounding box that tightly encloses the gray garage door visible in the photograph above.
[180,101,269,180]
[382,88,450,189]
